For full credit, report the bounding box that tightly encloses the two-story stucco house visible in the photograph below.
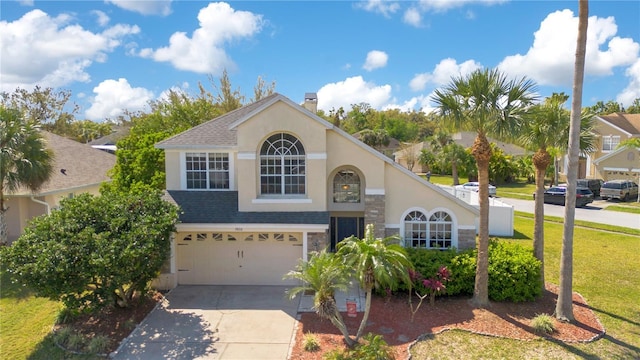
[154,93,479,289]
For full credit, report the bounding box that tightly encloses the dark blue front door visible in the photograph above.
[330,217,364,251]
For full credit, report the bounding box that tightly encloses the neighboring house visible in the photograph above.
[560,113,640,181]
[4,132,116,243]
[153,93,479,289]
[393,132,527,174]
[88,124,131,154]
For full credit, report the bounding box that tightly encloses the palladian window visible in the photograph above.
[260,133,306,195]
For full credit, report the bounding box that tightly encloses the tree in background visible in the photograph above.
[1,188,179,310]
[432,68,537,307]
[108,72,272,192]
[556,0,589,322]
[0,107,54,244]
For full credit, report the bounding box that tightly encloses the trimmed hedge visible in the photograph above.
[402,240,541,302]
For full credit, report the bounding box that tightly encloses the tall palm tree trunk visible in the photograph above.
[451,158,460,185]
[471,134,491,307]
[556,0,588,322]
[533,149,552,291]
[0,209,8,245]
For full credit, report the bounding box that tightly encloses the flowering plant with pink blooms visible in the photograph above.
[407,266,451,321]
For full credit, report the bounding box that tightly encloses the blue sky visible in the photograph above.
[1,0,639,121]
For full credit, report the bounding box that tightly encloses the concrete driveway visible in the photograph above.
[111,286,300,360]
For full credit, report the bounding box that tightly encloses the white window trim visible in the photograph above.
[181,151,235,190]
[602,135,621,153]
[399,207,458,249]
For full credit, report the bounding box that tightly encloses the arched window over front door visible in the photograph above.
[333,170,360,203]
[260,133,306,195]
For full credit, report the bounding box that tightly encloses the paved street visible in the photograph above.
[499,198,640,230]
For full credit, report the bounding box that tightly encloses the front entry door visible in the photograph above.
[330,217,364,251]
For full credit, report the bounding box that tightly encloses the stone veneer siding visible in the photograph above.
[307,231,329,255]
[364,194,386,238]
[457,228,476,250]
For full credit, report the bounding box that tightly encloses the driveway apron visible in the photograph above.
[111,285,300,360]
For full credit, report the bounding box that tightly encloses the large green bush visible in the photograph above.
[404,241,541,302]
[1,189,179,310]
[488,241,542,302]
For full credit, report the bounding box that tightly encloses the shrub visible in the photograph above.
[404,240,541,302]
[323,333,395,360]
[66,333,86,351]
[488,241,542,302]
[87,335,111,354]
[531,314,556,335]
[303,332,320,352]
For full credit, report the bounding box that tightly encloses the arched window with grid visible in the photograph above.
[260,133,306,195]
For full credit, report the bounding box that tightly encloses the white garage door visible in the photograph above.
[177,232,303,285]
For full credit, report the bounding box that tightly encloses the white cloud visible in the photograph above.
[18,0,34,6]
[356,0,400,17]
[105,0,173,16]
[316,76,392,112]
[403,8,422,27]
[0,9,139,92]
[417,0,507,13]
[384,93,437,113]
[85,78,153,121]
[498,10,640,86]
[363,50,388,71]
[617,59,640,106]
[409,58,481,91]
[138,2,263,74]
[92,10,110,27]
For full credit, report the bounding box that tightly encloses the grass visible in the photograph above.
[411,216,640,359]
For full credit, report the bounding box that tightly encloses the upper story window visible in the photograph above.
[333,170,361,203]
[602,135,620,152]
[186,152,229,189]
[260,133,306,195]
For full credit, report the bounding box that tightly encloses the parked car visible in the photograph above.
[576,179,604,198]
[455,182,497,196]
[600,180,639,201]
[534,186,594,207]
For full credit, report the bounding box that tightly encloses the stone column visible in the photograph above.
[364,194,386,238]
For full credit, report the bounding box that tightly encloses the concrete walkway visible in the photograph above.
[111,286,300,360]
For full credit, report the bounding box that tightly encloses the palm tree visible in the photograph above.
[431,68,537,307]
[0,107,54,244]
[556,0,589,322]
[284,250,355,346]
[337,224,412,342]
[519,93,595,291]
[429,130,463,185]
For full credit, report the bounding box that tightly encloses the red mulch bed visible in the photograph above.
[289,284,604,360]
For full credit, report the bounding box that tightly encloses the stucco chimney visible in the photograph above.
[303,92,318,114]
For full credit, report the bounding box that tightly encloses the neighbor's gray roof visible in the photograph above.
[9,132,116,196]
[453,131,527,156]
[164,190,330,224]
[597,113,640,135]
[156,93,282,149]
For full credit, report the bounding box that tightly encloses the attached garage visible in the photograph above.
[177,232,304,286]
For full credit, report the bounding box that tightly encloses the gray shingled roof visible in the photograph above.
[9,132,116,196]
[156,93,282,149]
[165,190,330,224]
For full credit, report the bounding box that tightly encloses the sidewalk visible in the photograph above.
[298,280,366,313]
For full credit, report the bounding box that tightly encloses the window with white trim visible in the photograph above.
[186,152,229,189]
[260,133,306,195]
[404,211,427,248]
[403,210,454,249]
[602,135,620,152]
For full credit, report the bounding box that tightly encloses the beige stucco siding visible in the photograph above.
[596,147,640,181]
[164,150,182,190]
[325,131,386,189]
[383,164,476,226]
[235,102,328,211]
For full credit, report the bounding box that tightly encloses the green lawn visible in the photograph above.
[411,216,640,359]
